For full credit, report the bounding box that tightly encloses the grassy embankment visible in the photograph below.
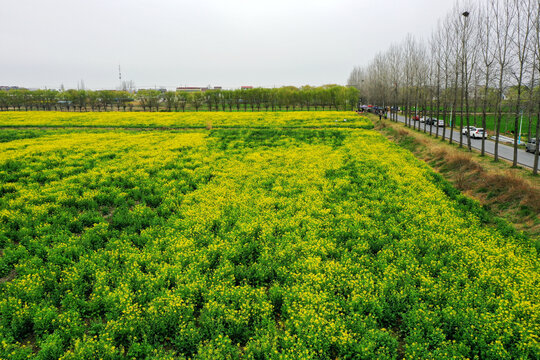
[374,115,540,240]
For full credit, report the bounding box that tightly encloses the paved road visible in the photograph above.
[393,114,537,169]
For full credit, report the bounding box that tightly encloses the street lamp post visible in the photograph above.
[461,10,470,149]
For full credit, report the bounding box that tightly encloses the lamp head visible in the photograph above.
[462,11,470,17]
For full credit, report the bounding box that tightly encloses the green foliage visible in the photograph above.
[0,85,360,112]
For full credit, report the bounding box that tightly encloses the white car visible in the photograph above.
[462,126,477,135]
[419,117,427,123]
[436,119,445,127]
[470,128,487,139]
[525,138,537,153]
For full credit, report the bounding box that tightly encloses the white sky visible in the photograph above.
[1,0,455,90]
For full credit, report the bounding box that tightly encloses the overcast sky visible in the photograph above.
[1,0,455,90]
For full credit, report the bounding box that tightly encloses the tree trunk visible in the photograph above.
[533,104,540,175]
[450,67,459,145]
[481,80,489,157]
[460,65,465,148]
[494,72,504,162]
[465,74,471,151]
[512,79,523,167]
[435,71,440,139]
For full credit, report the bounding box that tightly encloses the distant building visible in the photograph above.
[176,87,206,93]
[0,86,24,91]
[241,86,253,90]
[176,86,222,93]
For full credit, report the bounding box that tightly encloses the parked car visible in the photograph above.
[462,126,477,135]
[412,115,420,121]
[525,138,537,153]
[419,116,427,123]
[436,119,445,127]
[426,118,439,125]
[470,128,487,139]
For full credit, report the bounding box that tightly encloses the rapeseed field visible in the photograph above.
[0,112,538,359]
[0,111,371,129]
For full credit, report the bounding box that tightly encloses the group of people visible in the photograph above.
[356,106,389,120]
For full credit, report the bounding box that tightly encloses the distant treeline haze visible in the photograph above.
[0,86,359,112]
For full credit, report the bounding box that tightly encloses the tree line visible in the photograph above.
[0,85,359,113]
[348,0,540,174]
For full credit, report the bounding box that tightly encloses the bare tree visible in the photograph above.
[404,35,418,128]
[441,16,455,142]
[450,10,463,145]
[463,3,480,151]
[410,40,426,131]
[491,0,516,162]
[418,54,430,134]
[387,44,403,122]
[477,1,496,156]
[532,0,540,175]
[347,66,366,89]
[509,0,534,166]
[431,25,444,138]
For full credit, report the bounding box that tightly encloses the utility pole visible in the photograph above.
[460,10,470,148]
[462,10,471,151]
[118,65,123,91]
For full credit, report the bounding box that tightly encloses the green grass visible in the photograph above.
[417,112,538,137]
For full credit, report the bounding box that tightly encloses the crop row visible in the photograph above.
[0,111,370,130]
